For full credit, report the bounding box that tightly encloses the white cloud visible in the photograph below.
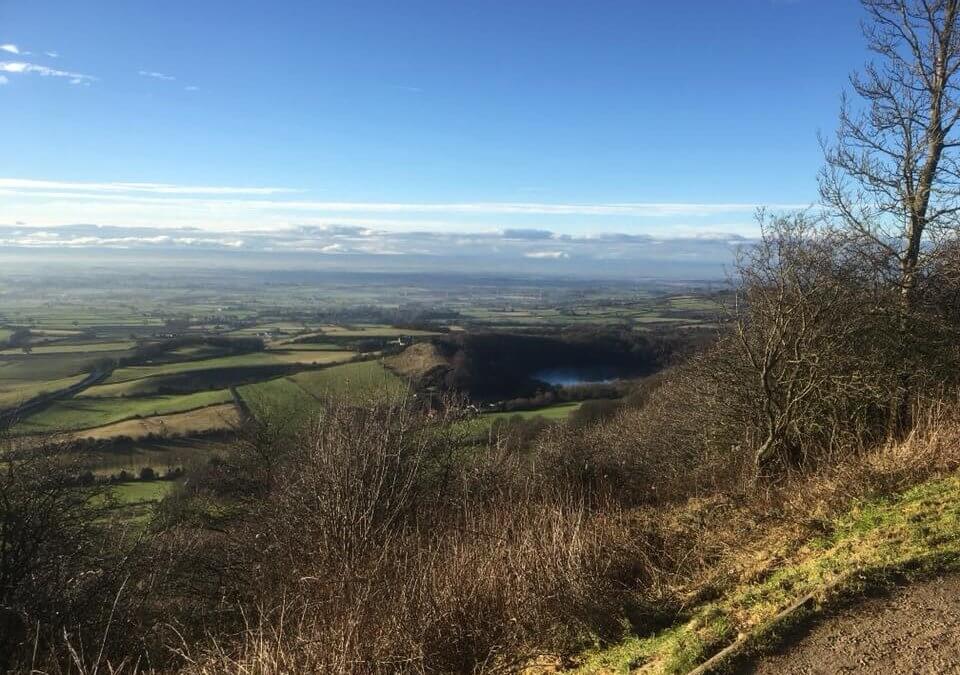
[0,61,96,84]
[525,251,570,259]
[0,75,7,85]
[0,175,803,246]
[0,178,297,195]
[0,178,803,219]
[0,223,757,279]
[185,85,199,91]
[139,70,175,81]
[45,51,59,58]
[221,200,802,218]
[0,44,20,54]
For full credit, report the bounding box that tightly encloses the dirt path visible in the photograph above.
[743,575,960,674]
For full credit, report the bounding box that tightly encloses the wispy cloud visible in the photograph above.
[0,75,7,85]
[525,250,570,260]
[0,44,20,55]
[0,179,801,217]
[0,61,96,84]
[0,222,754,278]
[185,85,199,91]
[0,176,806,254]
[139,70,176,81]
[392,85,423,93]
[45,51,59,58]
[0,178,297,195]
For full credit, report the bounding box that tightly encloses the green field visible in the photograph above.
[237,361,406,421]
[320,325,439,338]
[0,373,89,409]
[0,341,135,355]
[81,362,302,398]
[105,350,355,384]
[290,360,405,401]
[16,389,234,433]
[106,480,177,524]
[237,377,318,421]
[269,342,345,351]
[0,355,96,381]
[111,480,175,504]
[482,401,583,422]
[70,404,239,441]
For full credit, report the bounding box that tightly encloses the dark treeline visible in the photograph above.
[431,328,702,399]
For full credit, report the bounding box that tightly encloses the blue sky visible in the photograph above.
[0,1,868,273]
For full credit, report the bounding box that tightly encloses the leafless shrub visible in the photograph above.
[153,398,656,673]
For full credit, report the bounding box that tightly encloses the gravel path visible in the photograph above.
[744,575,960,674]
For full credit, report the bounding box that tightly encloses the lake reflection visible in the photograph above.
[533,366,625,387]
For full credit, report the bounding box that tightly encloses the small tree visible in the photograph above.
[720,213,898,471]
[820,0,960,434]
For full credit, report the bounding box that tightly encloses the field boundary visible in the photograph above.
[0,367,110,428]
[33,399,234,436]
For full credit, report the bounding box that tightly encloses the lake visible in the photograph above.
[532,365,628,387]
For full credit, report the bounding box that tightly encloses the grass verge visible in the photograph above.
[572,474,960,674]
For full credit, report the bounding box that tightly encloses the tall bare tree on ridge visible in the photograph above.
[821,0,960,432]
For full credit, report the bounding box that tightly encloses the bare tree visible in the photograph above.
[722,214,894,471]
[820,0,960,310]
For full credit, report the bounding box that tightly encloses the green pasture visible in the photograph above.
[290,360,405,401]
[0,340,135,355]
[482,401,583,422]
[0,373,89,409]
[105,350,354,384]
[320,324,439,338]
[237,377,318,421]
[15,389,233,434]
[0,354,96,380]
[111,480,175,504]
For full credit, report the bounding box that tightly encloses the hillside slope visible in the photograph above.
[569,472,960,674]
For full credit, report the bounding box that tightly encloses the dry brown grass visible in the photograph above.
[11,379,960,675]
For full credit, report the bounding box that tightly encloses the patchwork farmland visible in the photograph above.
[0,271,716,524]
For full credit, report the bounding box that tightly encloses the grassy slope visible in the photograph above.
[237,377,318,421]
[290,360,405,401]
[238,361,405,422]
[574,475,960,674]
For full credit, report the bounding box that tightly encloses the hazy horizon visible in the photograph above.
[1,0,865,278]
